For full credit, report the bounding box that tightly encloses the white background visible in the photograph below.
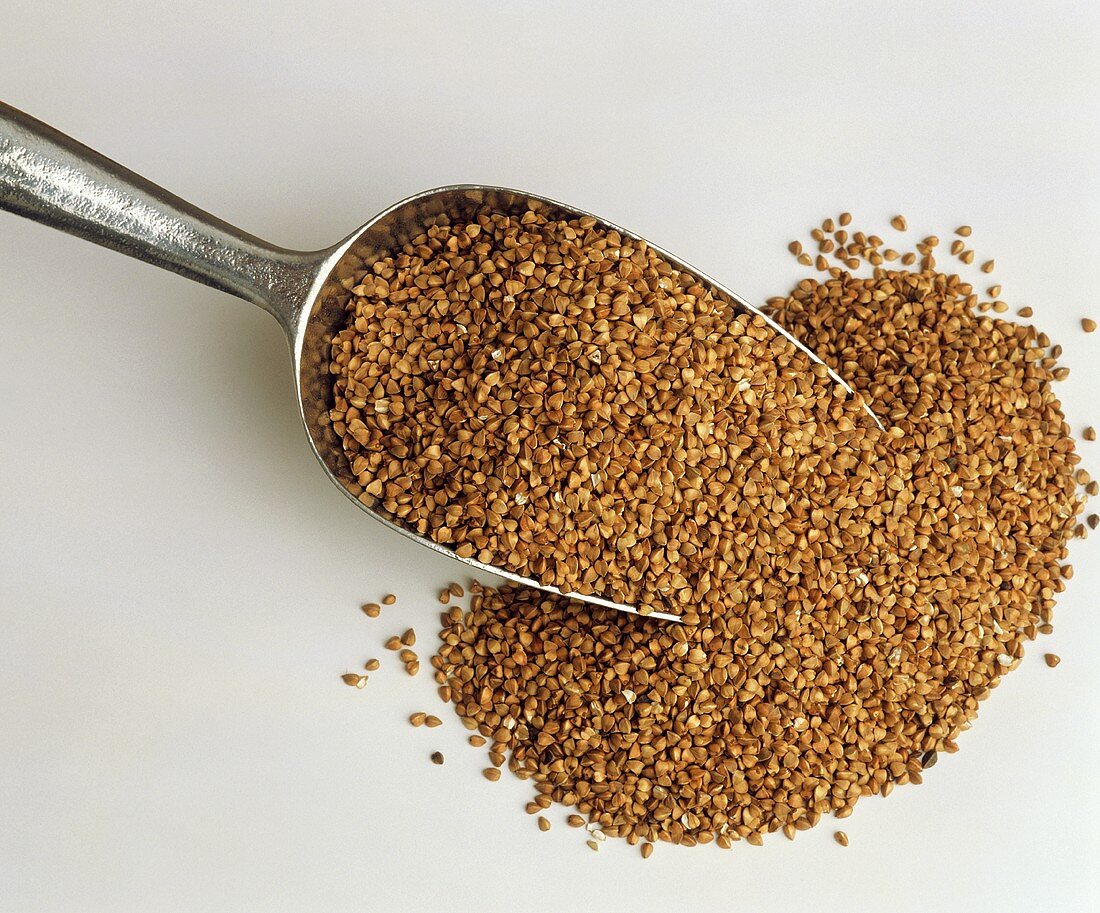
[2,2,1098,911]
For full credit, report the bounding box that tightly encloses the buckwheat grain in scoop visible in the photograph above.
[328,208,873,616]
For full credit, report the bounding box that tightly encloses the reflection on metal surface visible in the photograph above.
[0,101,322,325]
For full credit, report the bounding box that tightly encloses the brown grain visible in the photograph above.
[328,207,872,616]
[351,211,1088,853]
[428,226,1085,849]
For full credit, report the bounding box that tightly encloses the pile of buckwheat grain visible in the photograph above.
[327,208,873,616]
[419,214,1089,852]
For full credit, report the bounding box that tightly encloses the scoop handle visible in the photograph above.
[0,101,316,329]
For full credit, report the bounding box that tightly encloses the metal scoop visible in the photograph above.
[0,102,877,623]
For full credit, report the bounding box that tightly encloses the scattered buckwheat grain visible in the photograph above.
[427,214,1085,849]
